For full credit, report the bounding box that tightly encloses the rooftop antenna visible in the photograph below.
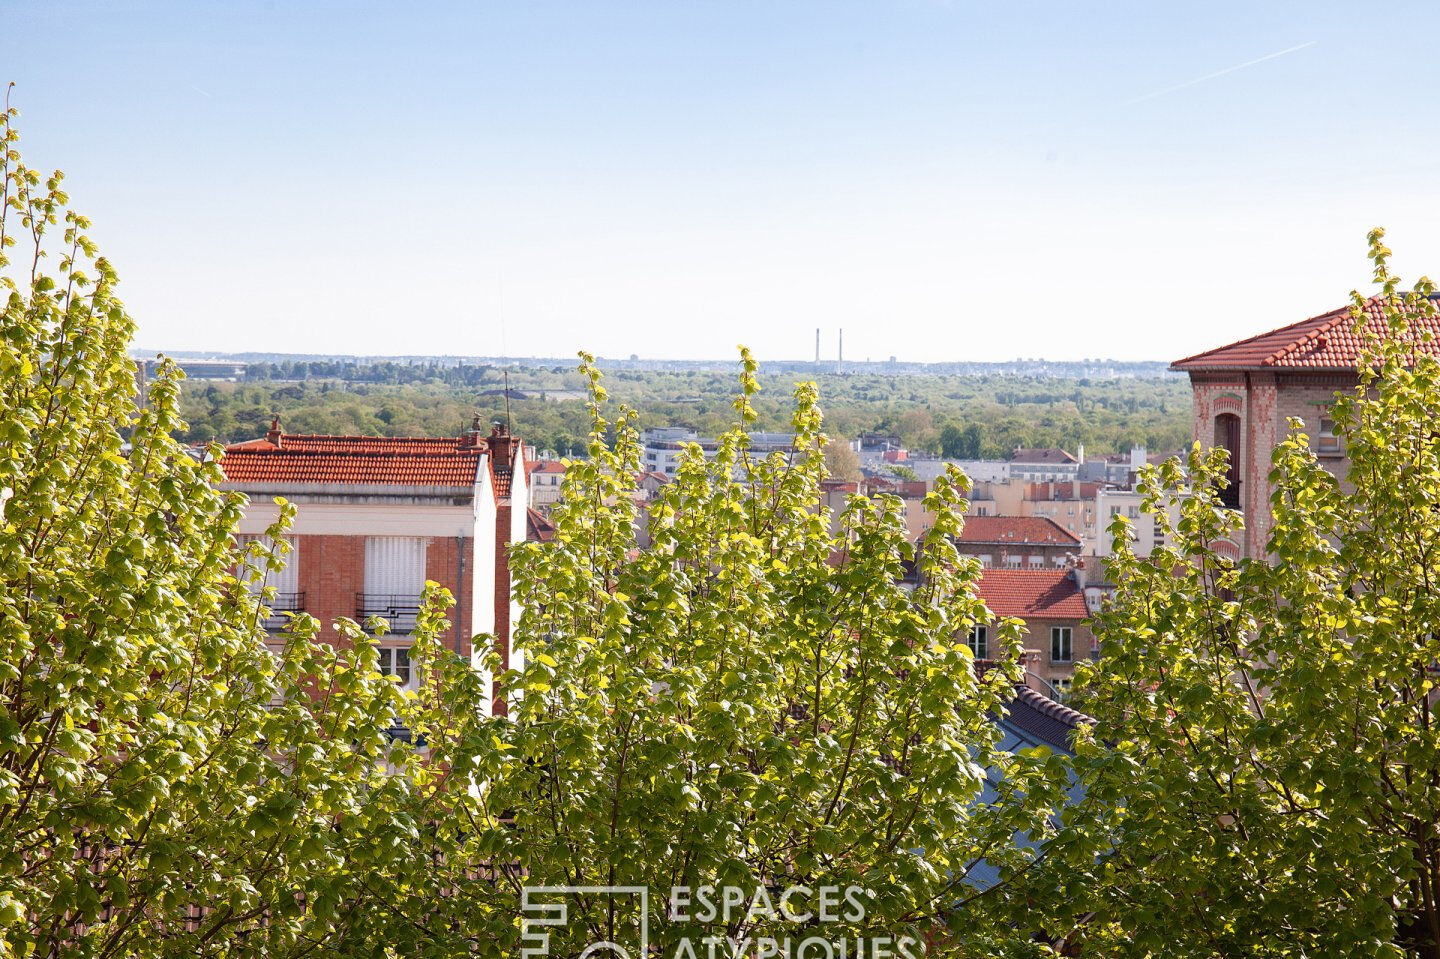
[503,369,513,433]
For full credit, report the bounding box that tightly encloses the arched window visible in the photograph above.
[1213,413,1242,509]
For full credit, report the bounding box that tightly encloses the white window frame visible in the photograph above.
[377,645,417,690]
[969,626,989,660]
[1051,626,1073,663]
[1317,416,1343,456]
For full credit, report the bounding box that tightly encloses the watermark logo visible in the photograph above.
[521,886,650,959]
[520,884,921,959]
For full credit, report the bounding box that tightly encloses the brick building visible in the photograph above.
[953,515,1081,569]
[1172,297,1440,558]
[974,568,1092,695]
[219,418,528,712]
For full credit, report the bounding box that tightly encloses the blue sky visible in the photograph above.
[6,1,1439,362]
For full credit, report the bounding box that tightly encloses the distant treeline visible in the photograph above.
[173,362,1193,461]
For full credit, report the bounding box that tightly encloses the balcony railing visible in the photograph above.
[260,591,306,632]
[355,593,423,633]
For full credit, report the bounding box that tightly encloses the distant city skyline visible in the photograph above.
[8,1,1440,362]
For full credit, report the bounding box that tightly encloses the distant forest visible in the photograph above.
[169,359,1193,458]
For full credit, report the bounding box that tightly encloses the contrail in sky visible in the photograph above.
[1123,40,1317,106]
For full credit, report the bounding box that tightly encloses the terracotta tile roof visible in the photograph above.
[957,515,1081,547]
[528,460,568,474]
[527,508,557,542]
[226,435,470,454]
[221,432,486,488]
[1171,295,1440,371]
[977,569,1088,620]
[490,465,514,498]
[1008,447,1078,465]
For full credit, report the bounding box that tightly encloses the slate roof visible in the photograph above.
[977,569,1088,619]
[957,516,1081,547]
[1171,296,1440,371]
[1008,447,1079,465]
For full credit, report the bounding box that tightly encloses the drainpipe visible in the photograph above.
[455,533,466,654]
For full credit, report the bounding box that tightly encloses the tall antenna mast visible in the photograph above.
[503,369,513,433]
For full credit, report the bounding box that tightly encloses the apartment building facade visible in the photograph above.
[1007,448,1080,483]
[528,459,567,511]
[954,515,1082,569]
[640,427,796,475]
[219,419,528,712]
[974,568,1093,695]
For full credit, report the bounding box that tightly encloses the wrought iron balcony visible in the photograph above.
[355,592,423,633]
[260,591,306,632]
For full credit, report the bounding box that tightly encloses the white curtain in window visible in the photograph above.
[237,534,298,596]
[364,536,427,597]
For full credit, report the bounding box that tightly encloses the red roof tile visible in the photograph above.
[1171,296,1440,371]
[527,508,557,542]
[978,569,1087,619]
[221,432,490,488]
[957,515,1081,547]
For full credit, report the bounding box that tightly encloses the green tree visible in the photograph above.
[1041,231,1440,956]
[961,423,984,459]
[0,97,417,958]
[344,352,1072,956]
[940,423,965,458]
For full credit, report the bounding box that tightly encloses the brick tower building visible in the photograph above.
[1172,297,1440,559]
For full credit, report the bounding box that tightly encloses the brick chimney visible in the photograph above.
[461,412,484,449]
[487,421,517,467]
[266,415,282,447]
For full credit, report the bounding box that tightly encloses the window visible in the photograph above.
[237,534,299,596]
[1109,505,1121,517]
[978,554,993,567]
[1317,417,1342,456]
[365,537,427,596]
[1052,677,1072,700]
[1127,506,1140,519]
[1004,555,1023,569]
[1051,626,1073,663]
[1028,554,1044,568]
[968,626,989,659]
[378,646,413,688]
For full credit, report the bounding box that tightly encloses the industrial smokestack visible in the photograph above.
[839,329,844,366]
[815,328,820,364]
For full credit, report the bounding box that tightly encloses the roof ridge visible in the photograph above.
[1262,306,1354,366]
[1012,684,1091,726]
[1170,302,1351,369]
